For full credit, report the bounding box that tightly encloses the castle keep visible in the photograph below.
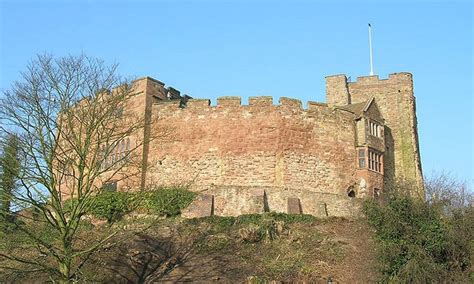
[102,72,423,217]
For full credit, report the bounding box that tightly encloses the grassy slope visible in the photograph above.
[1,214,379,282]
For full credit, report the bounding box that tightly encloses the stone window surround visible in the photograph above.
[356,146,384,174]
[367,118,383,138]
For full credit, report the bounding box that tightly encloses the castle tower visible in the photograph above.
[326,73,424,197]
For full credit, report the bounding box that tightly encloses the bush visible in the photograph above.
[140,187,196,217]
[62,187,196,223]
[88,191,133,223]
[363,195,472,282]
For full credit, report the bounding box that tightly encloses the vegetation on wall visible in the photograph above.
[140,186,197,217]
[64,186,196,224]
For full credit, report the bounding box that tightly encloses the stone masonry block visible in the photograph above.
[181,194,214,218]
[287,197,302,214]
[186,99,210,109]
[217,96,241,106]
[248,96,273,106]
[279,97,302,109]
[317,202,328,217]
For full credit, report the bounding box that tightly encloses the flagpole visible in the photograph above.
[368,23,374,75]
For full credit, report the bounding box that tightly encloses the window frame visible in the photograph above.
[100,137,131,170]
[368,148,383,173]
[368,119,382,138]
[357,146,383,174]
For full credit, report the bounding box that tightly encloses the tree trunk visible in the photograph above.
[58,260,71,284]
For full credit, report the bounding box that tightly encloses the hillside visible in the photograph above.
[1,213,378,282]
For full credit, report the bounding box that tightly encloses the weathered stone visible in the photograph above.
[213,187,265,216]
[61,72,423,218]
[287,197,302,214]
[181,194,214,218]
[318,202,328,217]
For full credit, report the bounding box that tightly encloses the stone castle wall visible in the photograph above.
[90,72,422,217]
[142,96,362,216]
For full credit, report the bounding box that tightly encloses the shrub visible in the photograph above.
[363,195,472,282]
[62,187,196,223]
[141,187,196,217]
[88,191,133,223]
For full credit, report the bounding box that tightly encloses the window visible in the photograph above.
[102,181,117,192]
[116,137,130,161]
[358,148,366,168]
[368,120,382,138]
[357,147,383,173]
[100,137,131,170]
[368,149,382,173]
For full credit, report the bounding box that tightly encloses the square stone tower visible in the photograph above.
[326,73,424,198]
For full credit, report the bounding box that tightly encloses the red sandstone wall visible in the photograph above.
[146,97,358,197]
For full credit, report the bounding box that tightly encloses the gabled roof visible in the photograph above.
[337,101,368,116]
[336,97,374,115]
[336,97,382,122]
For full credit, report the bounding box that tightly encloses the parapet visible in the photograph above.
[326,72,414,106]
[279,97,302,109]
[249,96,273,106]
[388,72,413,82]
[354,75,380,84]
[325,74,350,106]
[217,96,241,106]
[308,101,328,111]
[187,99,211,109]
[350,72,413,85]
[153,96,333,113]
[132,76,184,101]
[150,95,356,130]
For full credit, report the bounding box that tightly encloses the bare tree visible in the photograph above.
[425,171,473,215]
[0,54,148,282]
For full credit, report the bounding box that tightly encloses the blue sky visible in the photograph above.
[1,0,472,186]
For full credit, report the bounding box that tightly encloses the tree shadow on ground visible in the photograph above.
[103,229,235,283]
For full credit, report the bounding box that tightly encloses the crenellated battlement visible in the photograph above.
[217,96,241,106]
[152,96,333,112]
[249,96,273,106]
[348,72,413,85]
[279,97,303,109]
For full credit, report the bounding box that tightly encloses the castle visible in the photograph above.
[94,72,423,218]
